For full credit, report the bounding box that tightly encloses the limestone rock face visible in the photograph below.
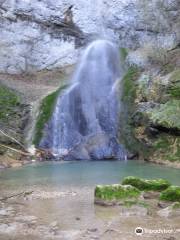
[0,0,179,74]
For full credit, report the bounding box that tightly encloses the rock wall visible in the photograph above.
[0,0,179,164]
[0,0,179,74]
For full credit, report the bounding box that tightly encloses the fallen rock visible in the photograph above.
[158,201,171,209]
[15,215,38,223]
[143,191,160,199]
[157,202,180,218]
[10,162,23,168]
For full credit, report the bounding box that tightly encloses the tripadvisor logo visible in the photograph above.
[135,227,144,236]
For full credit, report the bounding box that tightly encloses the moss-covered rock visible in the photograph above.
[120,48,128,61]
[148,100,180,130]
[33,84,67,145]
[152,134,180,162]
[160,186,180,202]
[172,202,180,209]
[122,176,171,191]
[119,66,147,157]
[95,184,140,201]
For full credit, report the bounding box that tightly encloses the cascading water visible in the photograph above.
[40,40,127,160]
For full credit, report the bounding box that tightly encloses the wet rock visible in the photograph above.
[120,205,148,216]
[0,164,6,169]
[15,215,38,224]
[87,228,98,233]
[143,191,160,199]
[0,209,8,216]
[0,222,24,234]
[158,201,172,209]
[157,202,180,218]
[10,162,23,168]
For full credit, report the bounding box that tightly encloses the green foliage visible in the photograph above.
[168,83,180,99]
[167,70,180,99]
[123,200,149,208]
[122,66,139,103]
[160,186,180,202]
[122,176,171,191]
[33,85,67,145]
[153,135,180,162]
[172,202,180,209]
[119,67,148,156]
[148,100,180,130]
[95,184,140,201]
[0,85,20,121]
[120,48,128,60]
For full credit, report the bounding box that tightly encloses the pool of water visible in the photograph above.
[0,160,179,188]
[0,160,180,240]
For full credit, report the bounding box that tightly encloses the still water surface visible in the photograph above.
[0,160,179,188]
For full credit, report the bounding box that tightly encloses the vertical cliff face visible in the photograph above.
[0,0,179,74]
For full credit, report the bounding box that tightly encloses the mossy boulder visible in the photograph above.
[122,176,171,191]
[160,186,180,202]
[95,184,140,202]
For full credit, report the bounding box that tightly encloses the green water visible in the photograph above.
[0,160,179,188]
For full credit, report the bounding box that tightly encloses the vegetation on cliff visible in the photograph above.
[122,46,180,164]
[0,85,20,121]
[33,84,67,145]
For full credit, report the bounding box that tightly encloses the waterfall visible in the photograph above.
[40,40,127,160]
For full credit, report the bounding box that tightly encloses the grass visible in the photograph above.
[33,84,67,145]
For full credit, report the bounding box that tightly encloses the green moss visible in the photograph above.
[166,70,180,99]
[160,186,180,202]
[33,84,67,145]
[123,200,149,208]
[148,100,180,130]
[172,202,180,209]
[95,184,140,201]
[122,66,139,103]
[122,176,171,191]
[168,83,180,99]
[120,48,128,60]
[119,67,148,156]
[0,85,20,121]
[152,135,180,162]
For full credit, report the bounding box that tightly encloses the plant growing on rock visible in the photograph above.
[122,176,171,191]
[95,184,140,201]
[160,186,180,202]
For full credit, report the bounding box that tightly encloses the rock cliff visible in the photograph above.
[0,0,179,165]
